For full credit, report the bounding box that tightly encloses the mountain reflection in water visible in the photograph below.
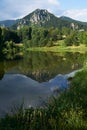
[0,51,86,117]
[0,68,81,117]
[0,51,84,82]
[0,73,69,117]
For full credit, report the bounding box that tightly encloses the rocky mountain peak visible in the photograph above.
[2,9,86,30]
[30,9,51,24]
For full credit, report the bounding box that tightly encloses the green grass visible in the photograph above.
[0,68,87,130]
[27,42,87,53]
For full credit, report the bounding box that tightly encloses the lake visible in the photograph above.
[0,51,86,116]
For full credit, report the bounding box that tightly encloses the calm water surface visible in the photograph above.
[0,51,86,116]
[0,51,85,81]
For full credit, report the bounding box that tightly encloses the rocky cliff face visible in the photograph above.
[1,9,87,30]
[30,9,51,24]
[17,9,52,29]
[16,9,87,30]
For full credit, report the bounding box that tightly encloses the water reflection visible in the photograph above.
[0,51,86,116]
[0,72,69,117]
[0,68,82,117]
[0,51,85,82]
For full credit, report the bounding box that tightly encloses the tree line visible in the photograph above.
[17,26,87,47]
[0,25,87,59]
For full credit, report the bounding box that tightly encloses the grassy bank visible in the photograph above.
[0,68,87,130]
[27,44,87,53]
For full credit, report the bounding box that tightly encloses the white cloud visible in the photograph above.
[48,0,59,5]
[1,0,87,22]
[62,9,87,22]
[0,0,60,20]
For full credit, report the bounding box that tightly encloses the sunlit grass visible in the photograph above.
[27,42,87,53]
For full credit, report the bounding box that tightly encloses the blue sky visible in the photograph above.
[0,0,87,22]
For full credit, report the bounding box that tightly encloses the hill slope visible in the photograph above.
[0,9,87,30]
[0,20,19,27]
[13,9,71,29]
[60,16,87,26]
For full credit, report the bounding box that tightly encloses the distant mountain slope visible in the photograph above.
[12,9,87,30]
[0,20,19,27]
[0,9,87,29]
[12,9,71,29]
[60,16,87,26]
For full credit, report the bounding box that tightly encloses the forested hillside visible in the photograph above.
[0,9,87,60]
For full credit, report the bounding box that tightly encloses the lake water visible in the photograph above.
[0,51,86,116]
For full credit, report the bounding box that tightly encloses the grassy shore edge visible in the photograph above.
[27,44,87,53]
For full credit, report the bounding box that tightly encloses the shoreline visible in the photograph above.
[27,44,87,53]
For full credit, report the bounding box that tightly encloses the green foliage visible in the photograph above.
[18,26,63,47]
[2,41,16,59]
[17,26,87,48]
[65,31,80,46]
[0,69,87,129]
[0,27,2,41]
[46,40,53,47]
[62,27,71,36]
[2,27,20,43]
[79,31,87,46]
[64,30,87,47]
[18,26,32,42]
[0,27,22,59]
[1,25,87,59]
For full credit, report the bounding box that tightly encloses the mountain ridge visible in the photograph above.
[0,9,87,29]
[0,19,19,27]
[60,16,87,26]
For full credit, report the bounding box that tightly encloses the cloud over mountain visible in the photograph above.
[0,0,60,20]
[0,0,87,22]
[62,9,87,22]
